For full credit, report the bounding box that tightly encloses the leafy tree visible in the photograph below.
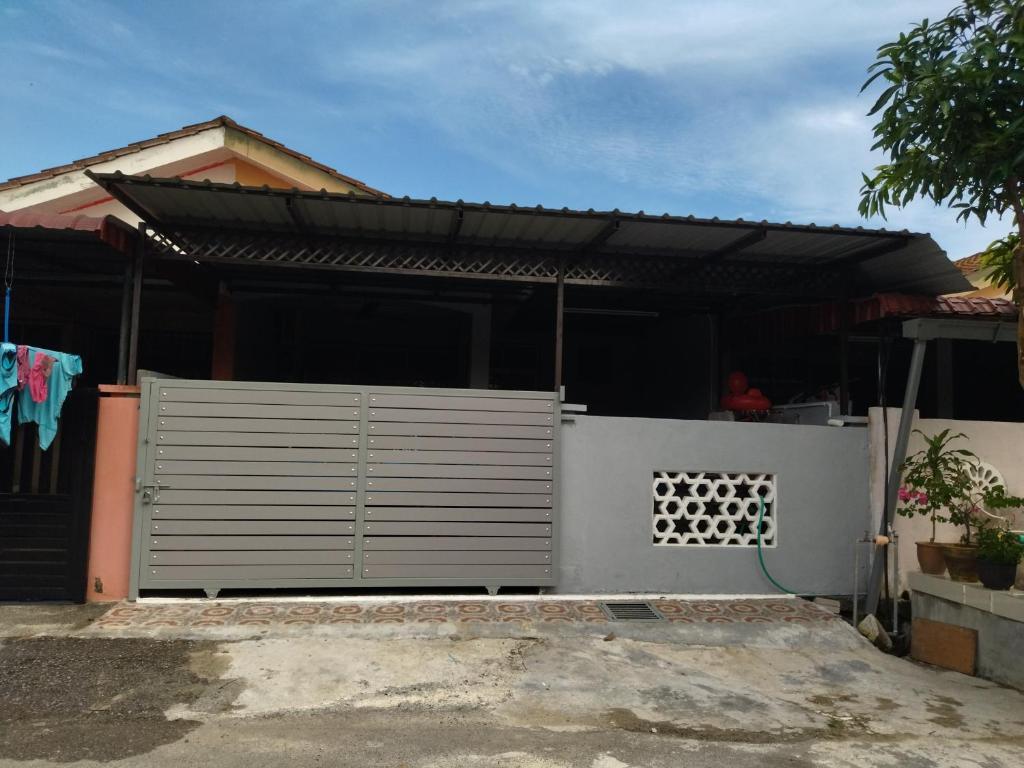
[859,1,1024,387]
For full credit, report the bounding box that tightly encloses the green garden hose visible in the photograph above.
[756,495,796,594]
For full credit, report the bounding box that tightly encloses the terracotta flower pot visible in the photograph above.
[916,542,947,575]
[941,544,979,583]
[976,559,1018,591]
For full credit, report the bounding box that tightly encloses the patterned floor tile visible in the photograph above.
[90,597,838,631]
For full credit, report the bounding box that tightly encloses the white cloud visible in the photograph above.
[306,0,999,256]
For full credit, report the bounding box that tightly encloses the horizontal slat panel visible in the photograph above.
[160,388,360,406]
[362,564,550,579]
[365,492,551,508]
[157,475,357,491]
[153,505,355,520]
[368,408,553,426]
[362,536,550,550]
[147,564,354,580]
[150,536,353,550]
[151,520,355,535]
[363,522,551,536]
[155,446,359,461]
[159,402,361,420]
[363,550,551,565]
[156,461,358,476]
[155,490,357,505]
[366,507,551,522]
[149,551,352,566]
[368,423,553,439]
[150,550,354,565]
[367,436,551,452]
[157,417,360,433]
[367,464,552,479]
[368,394,554,412]
[157,432,359,447]
[365,478,551,493]
[367,450,552,466]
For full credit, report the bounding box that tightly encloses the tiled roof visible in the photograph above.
[0,116,387,198]
[875,292,1017,319]
[954,253,984,274]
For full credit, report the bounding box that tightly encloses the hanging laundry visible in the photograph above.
[0,343,17,445]
[16,346,82,450]
[28,350,56,403]
[15,344,28,390]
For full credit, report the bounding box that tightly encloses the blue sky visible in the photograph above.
[0,0,1005,258]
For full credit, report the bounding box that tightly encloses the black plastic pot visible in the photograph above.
[976,559,1018,591]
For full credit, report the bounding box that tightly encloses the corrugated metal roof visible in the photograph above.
[0,210,135,254]
[86,171,972,296]
[0,116,387,198]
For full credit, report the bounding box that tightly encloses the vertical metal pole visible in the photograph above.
[852,540,860,628]
[116,256,134,385]
[553,259,565,392]
[935,338,954,418]
[838,298,850,415]
[892,529,900,634]
[865,337,927,616]
[126,226,145,386]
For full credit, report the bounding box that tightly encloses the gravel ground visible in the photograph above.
[0,637,220,762]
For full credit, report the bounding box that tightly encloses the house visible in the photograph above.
[0,117,1018,604]
[951,253,1010,300]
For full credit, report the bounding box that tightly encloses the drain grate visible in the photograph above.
[600,601,664,621]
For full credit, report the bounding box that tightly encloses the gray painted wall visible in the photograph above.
[554,416,870,595]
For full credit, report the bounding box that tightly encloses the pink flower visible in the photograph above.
[898,487,912,502]
[915,491,928,505]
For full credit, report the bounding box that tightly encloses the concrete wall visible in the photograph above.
[912,591,1024,690]
[555,415,869,595]
[869,409,1024,591]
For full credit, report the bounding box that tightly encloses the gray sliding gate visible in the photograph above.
[129,378,558,598]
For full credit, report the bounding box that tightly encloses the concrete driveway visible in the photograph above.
[1,597,1021,767]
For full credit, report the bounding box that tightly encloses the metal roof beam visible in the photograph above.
[903,317,1016,342]
[830,236,909,267]
[701,226,766,262]
[577,216,620,253]
[447,206,464,242]
[285,197,309,230]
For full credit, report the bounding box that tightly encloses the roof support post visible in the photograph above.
[554,257,565,393]
[116,255,134,385]
[126,225,145,385]
[865,336,927,618]
[838,296,850,415]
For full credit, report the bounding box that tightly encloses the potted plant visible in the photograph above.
[897,430,977,577]
[898,430,1023,582]
[975,524,1024,590]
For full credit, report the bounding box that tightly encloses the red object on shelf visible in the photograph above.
[720,371,772,411]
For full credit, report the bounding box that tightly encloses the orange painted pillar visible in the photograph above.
[85,384,140,602]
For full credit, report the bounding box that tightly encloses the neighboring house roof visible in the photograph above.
[0,115,387,198]
[954,252,984,274]
[874,292,1017,320]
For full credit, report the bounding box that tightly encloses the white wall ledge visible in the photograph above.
[909,571,1024,624]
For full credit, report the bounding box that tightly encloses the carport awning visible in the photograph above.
[86,171,970,298]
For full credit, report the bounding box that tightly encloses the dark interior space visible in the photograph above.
[4,228,1022,424]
